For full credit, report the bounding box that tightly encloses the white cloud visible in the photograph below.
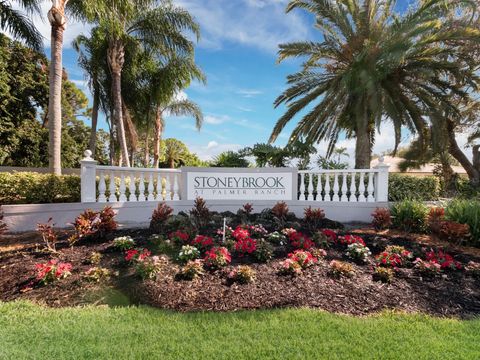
[70,79,88,88]
[204,115,229,125]
[189,142,243,160]
[237,89,263,98]
[177,0,311,53]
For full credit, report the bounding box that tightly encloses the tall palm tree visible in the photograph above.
[270,0,480,168]
[90,0,200,167]
[72,28,109,157]
[0,0,43,50]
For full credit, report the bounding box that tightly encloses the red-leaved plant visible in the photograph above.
[149,202,173,233]
[427,207,445,234]
[69,206,117,245]
[272,201,289,229]
[37,218,58,252]
[190,197,211,229]
[303,206,325,233]
[439,221,470,245]
[371,208,392,230]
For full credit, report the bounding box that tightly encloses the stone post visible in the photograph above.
[80,150,97,203]
[374,156,390,202]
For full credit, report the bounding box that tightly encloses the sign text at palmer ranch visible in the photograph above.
[185,171,294,200]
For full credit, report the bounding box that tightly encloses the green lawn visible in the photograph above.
[1,302,479,360]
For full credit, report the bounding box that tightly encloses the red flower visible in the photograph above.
[169,230,189,243]
[289,232,314,250]
[232,226,250,241]
[125,249,139,261]
[322,229,337,242]
[204,247,231,267]
[235,238,257,255]
[192,235,214,250]
[339,235,365,246]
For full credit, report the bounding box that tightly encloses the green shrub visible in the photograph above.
[445,200,480,247]
[0,172,80,204]
[388,174,440,201]
[391,200,429,233]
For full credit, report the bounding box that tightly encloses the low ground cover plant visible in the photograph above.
[204,247,231,268]
[192,235,214,251]
[465,261,480,278]
[424,249,462,271]
[177,260,204,280]
[177,245,200,263]
[169,230,190,245]
[35,260,72,285]
[373,267,394,283]
[134,255,162,280]
[375,245,412,268]
[252,239,273,262]
[227,265,256,284]
[345,243,371,263]
[84,267,111,282]
[329,260,355,278]
[113,236,135,250]
[338,235,365,246]
[88,252,102,265]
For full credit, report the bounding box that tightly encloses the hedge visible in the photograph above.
[1,171,443,205]
[388,174,440,202]
[0,172,80,204]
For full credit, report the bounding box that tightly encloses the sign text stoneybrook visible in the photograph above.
[186,171,294,200]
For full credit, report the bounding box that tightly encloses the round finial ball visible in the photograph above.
[379,156,385,163]
[84,149,92,158]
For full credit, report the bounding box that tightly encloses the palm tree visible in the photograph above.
[270,0,480,168]
[72,28,109,157]
[153,98,203,168]
[0,0,43,50]
[90,0,200,167]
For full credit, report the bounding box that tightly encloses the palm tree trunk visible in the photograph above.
[153,106,164,168]
[355,121,371,169]
[169,158,175,169]
[47,2,67,175]
[88,87,99,156]
[447,120,480,186]
[108,40,130,167]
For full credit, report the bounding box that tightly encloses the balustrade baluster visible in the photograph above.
[129,173,137,202]
[173,173,180,200]
[358,172,366,202]
[138,172,146,201]
[119,173,127,202]
[148,173,155,201]
[316,173,323,201]
[324,174,331,202]
[349,172,357,202]
[299,173,306,200]
[340,172,348,202]
[165,174,171,200]
[332,173,340,201]
[156,174,162,200]
[108,171,116,202]
[98,171,106,202]
[307,173,314,201]
[367,172,374,202]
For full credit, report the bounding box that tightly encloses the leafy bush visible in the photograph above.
[237,203,253,224]
[375,245,413,268]
[227,265,256,284]
[445,200,480,247]
[371,208,392,230]
[177,245,200,264]
[311,248,327,259]
[134,255,162,280]
[88,252,102,265]
[149,202,173,233]
[373,267,394,283]
[69,206,117,245]
[0,172,81,204]
[424,249,462,271]
[345,243,371,263]
[112,236,135,251]
[35,260,72,285]
[288,231,315,250]
[84,267,110,282]
[169,230,190,245]
[338,234,365,246]
[36,218,58,252]
[388,174,440,201]
[279,258,302,275]
[177,260,204,280]
[252,239,273,263]
[204,247,231,268]
[190,197,211,229]
[267,231,287,245]
[391,200,428,233]
[329,260,355,277]
[124,248,151,262]
[303,206,325,233]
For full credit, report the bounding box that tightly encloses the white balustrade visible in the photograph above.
[80,151,183,203]
[297,158,390,202]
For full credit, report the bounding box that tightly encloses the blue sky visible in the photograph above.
[20,0,470,163]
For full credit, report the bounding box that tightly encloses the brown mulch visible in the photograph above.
[1,228,480,318]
